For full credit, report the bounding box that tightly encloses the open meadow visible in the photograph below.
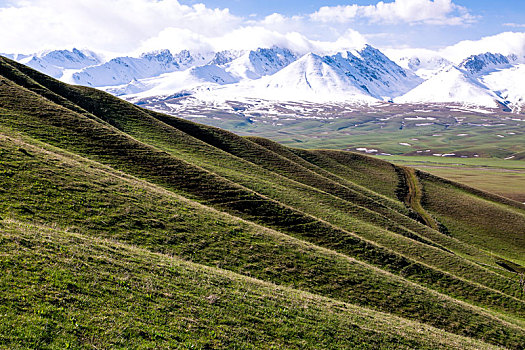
[375,156,525,203]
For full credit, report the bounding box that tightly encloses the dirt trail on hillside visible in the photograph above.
[397,166,439,231]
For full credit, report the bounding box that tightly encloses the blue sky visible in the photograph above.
[0,0,524,54]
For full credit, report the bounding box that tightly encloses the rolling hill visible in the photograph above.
[1,56,525,349]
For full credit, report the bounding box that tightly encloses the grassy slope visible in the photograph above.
[1,219,503,350]
[47,76,525,301]
[420,173,525,266]
[2,121,523,347]
[1,56,525,348]
[4,60,524,319]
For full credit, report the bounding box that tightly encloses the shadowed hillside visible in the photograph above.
[1,55,524,349]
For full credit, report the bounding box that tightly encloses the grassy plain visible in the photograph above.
[137,96,525,159]
[376,155,525,202]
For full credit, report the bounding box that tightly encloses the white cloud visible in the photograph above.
[211,27,313,52]
[137,28,214,55]
[0,0,486,58]
[310,0,475,26]
[439,32,525,63]
[311,29,368,55]
[139,26,368,55]
[0,0,371,56]
[249,13,308,37]
[310,5,359,24]
[260,13,289,25]
[0,0,241,54]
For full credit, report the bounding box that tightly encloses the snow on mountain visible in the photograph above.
[481,64,525,110]
[324,45,422,99]
[223,47,297,80]
[234,52,376,102]
[209,50,245,65]
[202,45,420,103]
[404,56,453,79]
[20,57,63,78]
[110,63,238,98]
[203,50,396,103]
[6,43,525,109]
[107,47,297,97]
[395,66,500,107]
[34,48,101,69]
[14,48,101,79]
[386,49,453,79]
[70,49,213,87]
[191,64,238,85]
[0,53,31,61]
[391,51,523,108]
[105,78,149,96]
[459,53,517,75]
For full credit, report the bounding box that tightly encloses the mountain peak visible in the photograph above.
[460,52,513,75]
[210,50,245,65]
[396,65,500,107]
[140,49,173,60]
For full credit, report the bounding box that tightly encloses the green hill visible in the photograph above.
[1,56,524,349]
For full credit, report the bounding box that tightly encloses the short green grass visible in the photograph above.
[2,219,506,350]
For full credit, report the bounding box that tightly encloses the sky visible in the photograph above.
[0,0,524,57]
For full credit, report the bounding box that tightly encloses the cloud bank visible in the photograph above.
[0,0,242,54]
[0,0,477,56]
[310,0,475,25]
[440,32,525,63]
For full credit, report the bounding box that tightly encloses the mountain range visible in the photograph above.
[5,44,525,109]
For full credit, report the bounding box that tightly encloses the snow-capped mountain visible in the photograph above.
[15,48,101,79]
[4,44,525,109]
[325,45,422,99]
[209,46,421,103]
[69,49,213,87]
[106,47,298,97]
[220,52,376,102]
[209,50,245,66]
[69,47,297,90]
[395,66,501,107]
[459,53,517,75]
[387,50,525,107]
[105,65,235,97]
[405,56,453,79]
[388,50,453,80]
[223,47,297,80]
[0,53,31,61]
